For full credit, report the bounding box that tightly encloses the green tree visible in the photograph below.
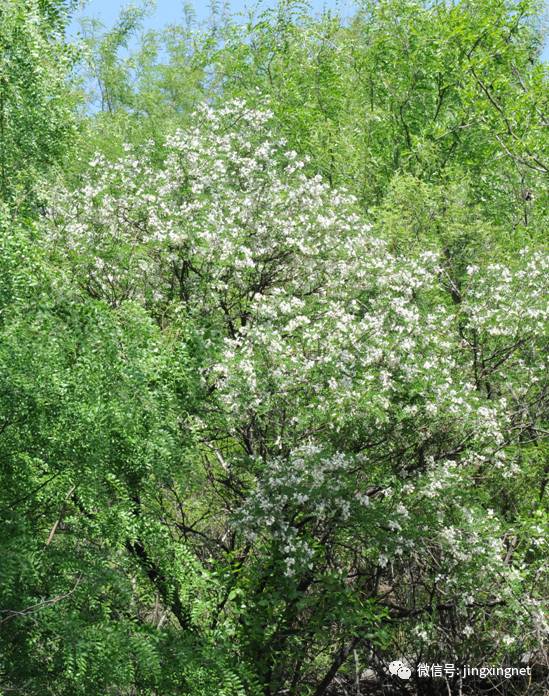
[0,0,77,210]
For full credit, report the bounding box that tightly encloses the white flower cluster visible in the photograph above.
[236,446,366,577]
[48,100,372,318]
[464,251,548,337]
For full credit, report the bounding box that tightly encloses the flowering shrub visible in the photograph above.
[44,100,549,694]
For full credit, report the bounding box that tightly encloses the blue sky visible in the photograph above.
[73,0,355,27]
[72,0,549,60]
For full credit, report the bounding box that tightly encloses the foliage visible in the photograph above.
[0,1,547,695]
[0,0,77,210]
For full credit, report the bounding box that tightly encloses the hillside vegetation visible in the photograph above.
[0,1,547,694]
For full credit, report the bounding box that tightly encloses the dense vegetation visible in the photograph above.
[0,0,547,694]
